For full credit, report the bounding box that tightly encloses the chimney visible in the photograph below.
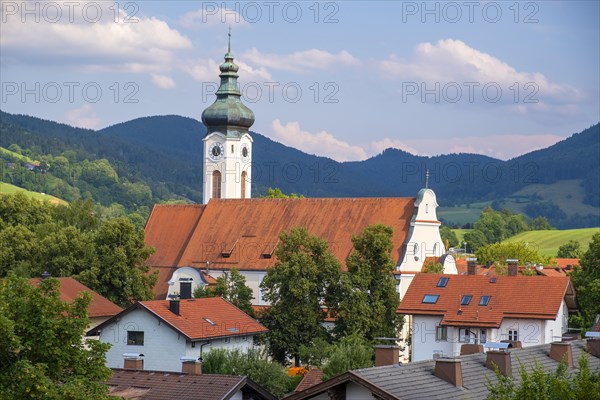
[434,358,462,386]
[467,258,477,275]
[486,350,512,376]
[181,358,202,375]
[507,259,518,276]
[180,278,192,300]
[123,353,144,370]
[374,345,399,367]
[169,299,180,315]
[587,339,600,358]
[460,344,483,356]
[550,342,573,366]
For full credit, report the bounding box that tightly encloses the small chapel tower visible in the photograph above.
[201,31,254,204]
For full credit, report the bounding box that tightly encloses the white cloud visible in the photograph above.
[381,39,582,107]
[243,48,359,73]
[180,7,249,27]
[1,1,192,72]
[370,138,418,156]
[151,74,176,89]
[65,104,100,129]
[271,120,368,162]
[184,58,272,84]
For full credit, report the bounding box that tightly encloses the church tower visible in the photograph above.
[201,31,255,204]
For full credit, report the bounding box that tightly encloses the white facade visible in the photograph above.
[203,132,252,203]
[99,307,258,372]
[410,300,570,361]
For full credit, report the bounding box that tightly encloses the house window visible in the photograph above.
[437,277,449,287]
[508,330,518,341]
[459,328,471,343]
[127,331,144,346]
[422,294,439,304]
[480,329,487,344]
[212,171,222,199]
[460,295,472,306]
[436,326,447,341]
[479,295,491,306]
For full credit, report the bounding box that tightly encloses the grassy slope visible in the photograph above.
[0,146,38,164]
[438,201,491,226]
[503,228,600,257]
[0,182,67,205]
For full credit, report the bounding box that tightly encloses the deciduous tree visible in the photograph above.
[0,275,112,399]
[260,227,343,366]
[335,224,400,341]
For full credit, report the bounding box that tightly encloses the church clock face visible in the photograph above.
[209,142,224,161]
[240,143,250,161]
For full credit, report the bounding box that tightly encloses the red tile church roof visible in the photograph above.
[145,198,415,272]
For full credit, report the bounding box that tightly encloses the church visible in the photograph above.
[143,36,456,360]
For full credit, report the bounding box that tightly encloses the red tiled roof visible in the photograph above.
[397,274,575,328]
[30,277,122,318]
[295,369,324,392]
[554,258,580,268]
[145,204,205,267]
[139,298,268,340]
[145,198,414,272]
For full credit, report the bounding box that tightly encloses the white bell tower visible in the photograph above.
[201,30,254,204]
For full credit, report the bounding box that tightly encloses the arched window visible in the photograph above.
[212,170,221,199]
[241,171,247,199]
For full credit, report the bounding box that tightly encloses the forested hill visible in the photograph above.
[0,110,598,227]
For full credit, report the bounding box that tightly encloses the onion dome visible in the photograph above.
[201,31,255,138]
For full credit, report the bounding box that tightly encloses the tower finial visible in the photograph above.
[228,25,232,53]
[425,169,430,189]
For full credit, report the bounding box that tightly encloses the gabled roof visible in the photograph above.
[145,198,414,272]
[89,297,267,340]
[30,277,122,318]
[397,274,576,328]
[295,369,324,392]
[108,369,276,400]
[286,340,600,400]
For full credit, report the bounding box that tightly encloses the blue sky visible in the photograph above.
[1,1,598,161]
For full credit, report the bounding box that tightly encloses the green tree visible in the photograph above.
[463,229,488,253]
[335,224,400,341]
[260,227,343,366]
[475,241,545,266]
[475,207,508,244]
[530,216,554,230]
[201,348,291,398]
[557,240,583,258]
[213,268,254,316]
[569,233,600,331]
[423,259,444,273]
[486,355,600,400]
[440,225,459,248]
[77,217,157,307]
[261,187,303,198]
[322,335,374,380]
[0,275,112,399]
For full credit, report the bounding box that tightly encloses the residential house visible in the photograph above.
[108,369,276,400]
[397,274,577,361]
[285,338,600,400]
[30,276,122,331]
[88,297,268,372]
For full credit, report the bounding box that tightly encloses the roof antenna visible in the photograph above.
[425,169,430,189]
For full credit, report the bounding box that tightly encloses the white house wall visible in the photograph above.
[209,270,267,306]
[100,308,187,372]
[347,383,378,400]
